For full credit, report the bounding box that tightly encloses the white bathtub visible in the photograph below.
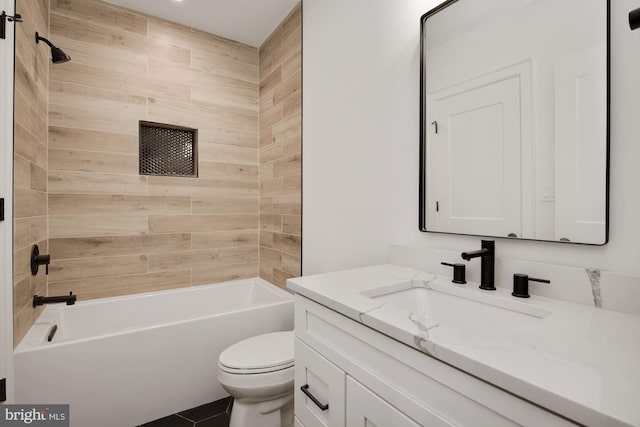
[14,278,294,427]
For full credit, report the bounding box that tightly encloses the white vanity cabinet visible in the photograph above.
[346,378,425,427]
[293,294,579,427]
[295,339,345,427]
[295,336,449,427]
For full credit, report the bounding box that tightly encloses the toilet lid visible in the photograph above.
[219,331,294,373]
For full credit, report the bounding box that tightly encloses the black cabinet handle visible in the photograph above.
[300,384,329,411]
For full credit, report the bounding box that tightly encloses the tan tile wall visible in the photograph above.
[258,5,302,287]
[46,0,260,301]
[13,0,50,346]
[12,0,301,345]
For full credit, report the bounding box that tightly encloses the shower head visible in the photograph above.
[631,7,640,31]
[35,32,71,64]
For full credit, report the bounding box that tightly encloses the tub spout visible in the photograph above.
[33,292,76,307]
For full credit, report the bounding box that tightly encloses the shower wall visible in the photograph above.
[13,0,301,346]
[47,0,260,300]
[13,0,50,346]
[258,5,302,287]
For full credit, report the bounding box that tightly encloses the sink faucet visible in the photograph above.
[33,292,76,307]
[461,240,495,290]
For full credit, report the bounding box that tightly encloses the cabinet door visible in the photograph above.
[295,339,346,427]
[346,377,421,427]
[295,416,305,427]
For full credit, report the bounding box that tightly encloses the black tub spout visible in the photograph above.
[33,292,76,307]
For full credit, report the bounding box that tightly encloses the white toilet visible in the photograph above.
[218,331,295,427]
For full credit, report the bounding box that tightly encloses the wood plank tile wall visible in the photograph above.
[46,0,261,301]
[258,4,302,288]
[13,0,301,346]
[13,0,50,346]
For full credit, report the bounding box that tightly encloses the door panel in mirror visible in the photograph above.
[427,63,530,237]
[419,0,609,245]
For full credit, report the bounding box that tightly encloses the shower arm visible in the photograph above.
[35,32,54,48]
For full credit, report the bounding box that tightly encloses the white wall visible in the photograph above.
[303,0,640,279]
[302,0,428,274]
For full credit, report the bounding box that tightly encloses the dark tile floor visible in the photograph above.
[138,397,233,427]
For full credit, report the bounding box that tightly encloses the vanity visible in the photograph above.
[287,264,640,427]
[287,0,637,424]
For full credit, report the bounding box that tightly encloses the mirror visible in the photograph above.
[419,0,609,245]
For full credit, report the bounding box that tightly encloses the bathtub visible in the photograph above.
[14,278,294,427]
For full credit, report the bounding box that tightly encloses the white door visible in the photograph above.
[426,62,533,238]
[0,0,16,404]
[554,43,607,244]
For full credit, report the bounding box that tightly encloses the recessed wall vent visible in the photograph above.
[139,121,198,177]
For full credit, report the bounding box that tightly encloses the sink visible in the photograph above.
[363,280,551,319]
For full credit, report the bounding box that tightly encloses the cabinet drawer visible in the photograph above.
[347,376,453,427]
[346,377,421,427]
[295,339,346,427]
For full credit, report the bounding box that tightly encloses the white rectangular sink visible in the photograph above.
[363,280,551,319]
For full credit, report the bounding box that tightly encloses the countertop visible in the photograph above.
[286,264,640,427]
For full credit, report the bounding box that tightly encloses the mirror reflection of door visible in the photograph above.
[427,63,532,237]
[555,44,607,243]
[420,0,608,244]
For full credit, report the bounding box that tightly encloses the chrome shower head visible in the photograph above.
[35,32,71,64]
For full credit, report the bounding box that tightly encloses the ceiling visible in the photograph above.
[103,0,300,47]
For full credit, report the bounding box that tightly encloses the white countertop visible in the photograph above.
[287,264,640,427]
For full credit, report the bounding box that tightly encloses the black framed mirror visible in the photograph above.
[419,0,609,245]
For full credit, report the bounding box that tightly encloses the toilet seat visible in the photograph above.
[219,331,294,375]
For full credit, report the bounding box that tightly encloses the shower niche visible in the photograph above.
[139,121,198,178]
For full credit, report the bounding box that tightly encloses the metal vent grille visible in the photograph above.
[139,121,198,177]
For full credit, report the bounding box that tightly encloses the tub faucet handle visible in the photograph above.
[31,244,51,276]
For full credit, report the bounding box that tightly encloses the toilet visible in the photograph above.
[218,331,295,427]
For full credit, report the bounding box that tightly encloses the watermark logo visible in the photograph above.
[1,405,69,426]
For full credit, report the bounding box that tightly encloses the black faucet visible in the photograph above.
[33,292,76,307]
[461,240,495,290]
